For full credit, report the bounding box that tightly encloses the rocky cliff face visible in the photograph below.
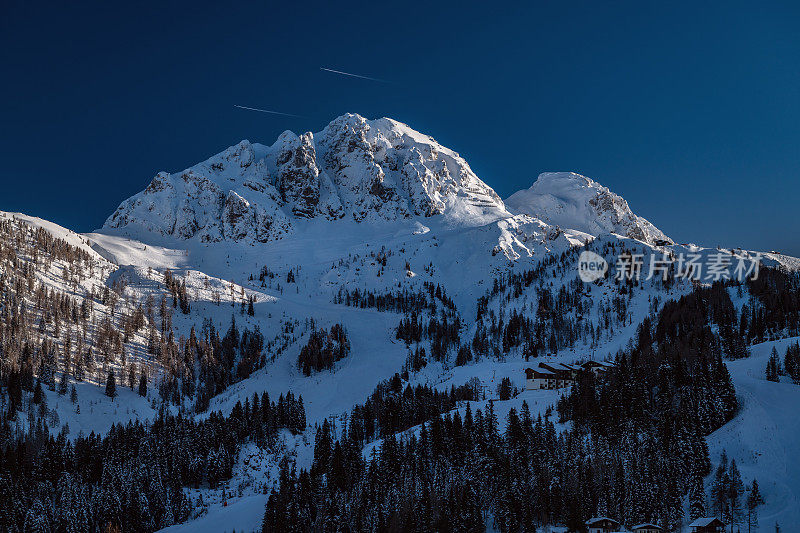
[104,115,668,248]
[103,114,509,243]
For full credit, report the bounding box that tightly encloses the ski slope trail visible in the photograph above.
[707,337,800,527]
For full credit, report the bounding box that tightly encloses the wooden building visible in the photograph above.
[524,367,559,390]
[580,360,614,376]
[631,523,663,533]
[525,359,616,390]
[585,517,621,533]
[688,517,725,533]
[539,361,580,380]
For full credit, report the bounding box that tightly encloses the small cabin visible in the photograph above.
[585,517,621,533]
[631,523,663,533]
[688,517,725,533]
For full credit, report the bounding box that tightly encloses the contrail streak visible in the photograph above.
[233,105,302,117]
[320,67,389,83]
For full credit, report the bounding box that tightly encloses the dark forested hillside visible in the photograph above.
[0,390,305,532]
[2,209,799,532]
[261,274,798,532]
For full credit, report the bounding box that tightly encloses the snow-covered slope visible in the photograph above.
[96,114,679,315]
[104,117,669,251]
[103,113,509,244]
[7,113,800,533]
[707,338,800,527]
[505,171,669,244]
[1,211,108,262]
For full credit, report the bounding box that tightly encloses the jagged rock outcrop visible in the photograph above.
[103,117,667,248]
[104,113,509,242]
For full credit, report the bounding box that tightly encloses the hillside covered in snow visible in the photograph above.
[1,114,800,533]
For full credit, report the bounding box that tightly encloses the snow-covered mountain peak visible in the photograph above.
[103,113,508,243]
[505,171,669,244]
[532,171,599,192]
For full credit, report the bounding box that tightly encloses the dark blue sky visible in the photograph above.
[2,1,798,254]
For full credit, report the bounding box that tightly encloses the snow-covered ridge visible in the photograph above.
[103,113,510,243]
[1,211,108,262]
[505,171,669,244]
[103,115,673,249]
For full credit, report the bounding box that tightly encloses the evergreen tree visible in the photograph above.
[58,371,69,395]
[785,342,800,383]
[138,372,148,397]
[689,471,706,520]
[729,459,745,530]
[33,378,44,405]
[23,499,50,532]
[496,377,513,400]
[710,451,729,519]
[105,370,117,399]
[766,349,781,382]
[746,479,764,533]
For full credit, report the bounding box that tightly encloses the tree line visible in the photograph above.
[0,388,307,532]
